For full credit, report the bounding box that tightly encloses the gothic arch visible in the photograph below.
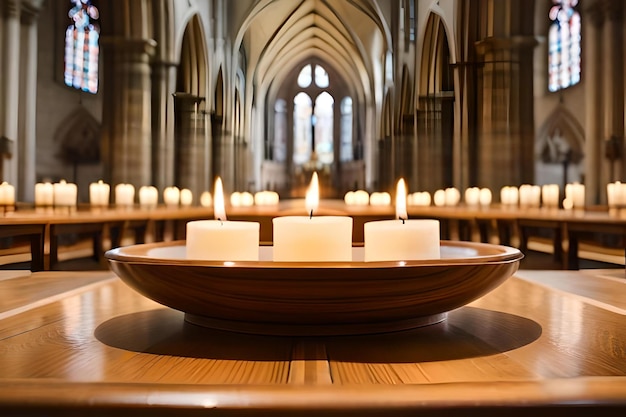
[536,105,585,164]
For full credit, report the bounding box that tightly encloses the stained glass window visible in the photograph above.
[548,0,581,92]
[64,0,100,94]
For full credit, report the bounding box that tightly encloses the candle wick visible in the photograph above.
[400,217,405,224]
[309,210,313,219]
[218,217,223,226]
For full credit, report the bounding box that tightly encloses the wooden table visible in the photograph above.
[0,267,625,415]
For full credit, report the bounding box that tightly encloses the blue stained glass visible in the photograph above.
[548,0,581,92]
[64,0,100,94]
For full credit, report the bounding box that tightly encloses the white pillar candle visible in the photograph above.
[0,182,15,205]
[354,190,369,205]
[272,172,353,262]
[344,191,355,205]
[479,188,492,207]
[445,187,461,206]
[464,187,480,206]
[53,180,77,206]
[115,183,135,206]
[35,182,54,206]
[186,177,260,261]
[433,189,446,206]
[180,188,193,206]
[139,185,158,207]
[541,184,559,208]
[89,180,110,206]
[364,178,440,262]
[240,191,254,206]
[200,191,212,207]
[163,186,180,206]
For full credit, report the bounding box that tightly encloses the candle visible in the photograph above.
[89,180,110,206]
[541,184,559,208]
[186,177,260,261]
[35,182,54,206]
[364,179,440,262]
[272,172,353,262]
[53,180,77,206]
[254,191,279,206]
[200,191,213,207]
[444,187,461,206]
[433,189,446,207]
[115,183,135,206]
[369,192,391,206]
[464,187,480,206]
[139,185,158,207]
[180,188,193,206]
[0,182,15,205]
[479,188,492,207]
[163,186,180,206]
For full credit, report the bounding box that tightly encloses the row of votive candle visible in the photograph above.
[344,190,392,206]
[187,176,441,263]
[230,191,280,207]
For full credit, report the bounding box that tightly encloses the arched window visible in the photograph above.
[292,63,335,166]
[293,92,313,165]
[64,0,100,94]
[548,0,581,92]
[340,97,353,162]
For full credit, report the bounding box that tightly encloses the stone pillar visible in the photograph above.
[0,0,20,183]
[604,1,625,180]
[173,93,207,199]
[584,4,604,204]
[151,60,177,192]
[100,37,156,188]
[17,2,40,202]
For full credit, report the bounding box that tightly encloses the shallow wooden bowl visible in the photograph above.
[106,241,523,336]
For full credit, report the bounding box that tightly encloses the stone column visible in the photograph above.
[0,0,20,184]
[584,4,604,204]
[17,1,40,202]
[601,0,624,182]
[100,37,156,188]
[151,60,177,192]
[173,93,207,199]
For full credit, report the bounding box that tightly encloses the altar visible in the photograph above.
[0,268,625,415]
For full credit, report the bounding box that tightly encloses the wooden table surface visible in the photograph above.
[0,267,625,416]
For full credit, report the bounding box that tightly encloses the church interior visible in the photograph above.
[0,1,625,415]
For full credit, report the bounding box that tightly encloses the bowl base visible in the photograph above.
[184,312,448,336]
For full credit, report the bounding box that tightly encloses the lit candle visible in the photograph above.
[180,188,193,206]
[115,183,135,206]
[0,182,15,206]
[139,185,158,207]
[364,179,440,262]
[200,191,213,207]
[464,187,480,206]
[479,188,492,207]
[272,172,353,262]
[53,180,77,207]
[186,177,260,261]
[35,182,54,206]
[163,186,180,206]
[89,180,110,206]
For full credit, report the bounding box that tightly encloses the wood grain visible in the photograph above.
[0,269,626,414]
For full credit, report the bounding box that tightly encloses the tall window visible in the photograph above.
[64,0,100,94]
[293,64,334,166]
[548,0,581,92]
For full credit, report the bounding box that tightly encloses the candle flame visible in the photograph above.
[214,177,227,220]
[395,178,407,220]
[305,172,319,216]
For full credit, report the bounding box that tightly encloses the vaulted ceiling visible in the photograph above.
[233,0,393,105]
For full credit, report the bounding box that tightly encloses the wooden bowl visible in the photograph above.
[106,241,523,336]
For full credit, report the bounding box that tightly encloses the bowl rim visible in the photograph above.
[105,240,523,269]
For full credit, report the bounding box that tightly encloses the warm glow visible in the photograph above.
[214,177,226,220]
[395,178,407,220]
[305,172,319,215]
